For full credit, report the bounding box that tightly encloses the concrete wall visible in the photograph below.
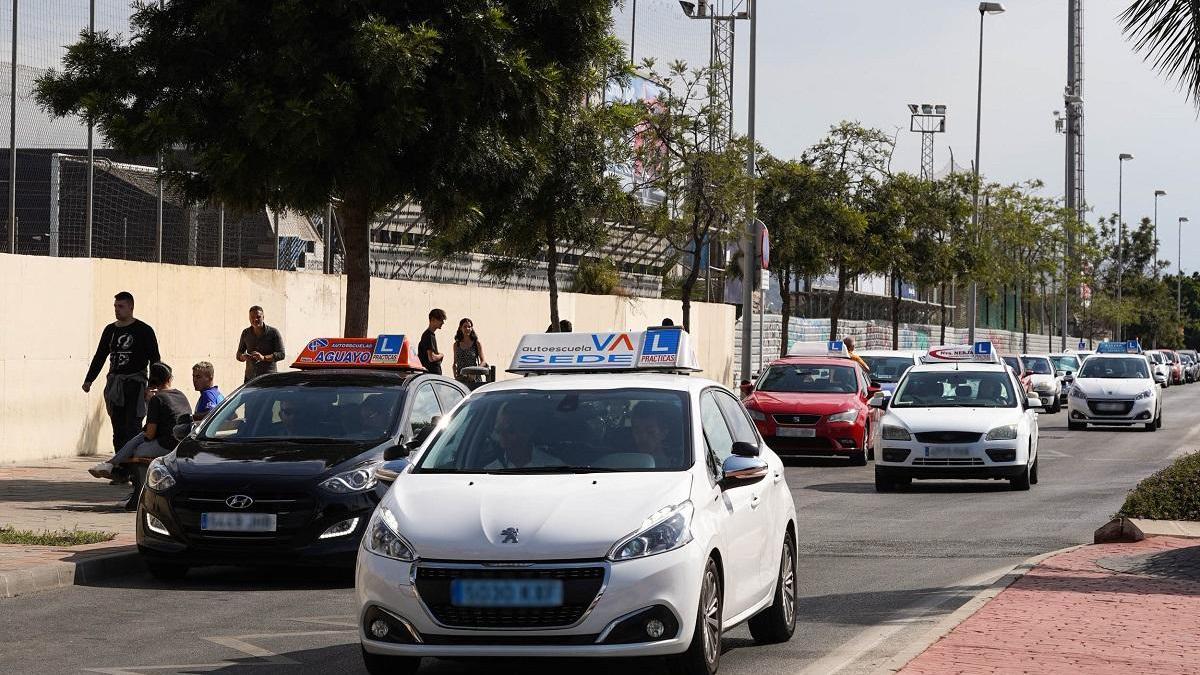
[0,254,735,463]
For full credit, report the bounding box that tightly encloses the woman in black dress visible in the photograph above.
[453,318,487,388]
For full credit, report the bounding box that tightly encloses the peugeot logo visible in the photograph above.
[226,494,254,509]
[500,527,519,544]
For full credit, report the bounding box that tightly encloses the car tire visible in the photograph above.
[360,646,421,675]
[748,534,797,645]
[1010,463,1032,491]
[1068,420,1085,431]
[1157,410,1163,429]
[849,451,867,467]
[866,426,874,461]
[669,557,722,675]
[1030,457,1039,485]
[145,561,189,581]
[874,470,895,492]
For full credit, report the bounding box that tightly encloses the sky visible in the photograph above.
[614,0,1200,275]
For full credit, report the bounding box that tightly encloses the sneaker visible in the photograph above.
[89,462,114,479]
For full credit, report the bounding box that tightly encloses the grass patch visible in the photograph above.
[0,527,117,546]
[1118,451,1200,522]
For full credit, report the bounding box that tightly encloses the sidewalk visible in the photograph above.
[0,457,139,596]
[900,536,1200,674]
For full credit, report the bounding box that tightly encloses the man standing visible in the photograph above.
[191,361,225,421]
[418,308,446,374]
[236,306,286,383]
[83,291,161,454]
[843,335,870,374]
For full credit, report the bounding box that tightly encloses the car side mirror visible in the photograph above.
[1026,396,1044,409]
[1055,370,1065,378]
[375,458,412,485]
[731,441,760,458]
[382,444,410,462]
[719,455,768,489]
[869,394,889,409]
[867,380,882,394]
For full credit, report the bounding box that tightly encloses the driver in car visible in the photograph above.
[484,403,558,470]
[631,402,684,469]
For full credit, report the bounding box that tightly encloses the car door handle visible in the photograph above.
[773,471,783,484]
[750,495,761,509]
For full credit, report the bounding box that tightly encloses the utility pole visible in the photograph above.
[7,0,17,254]
[741,0,757,383]
[85,0,95,257]
[908,104,946,180]
[1117,153,1133,340]
[1179,217,1190,320]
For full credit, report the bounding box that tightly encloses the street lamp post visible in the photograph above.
[1154,189,1166,273]
[1179,217,1190,320]
[1116,153,1133,340]
[968,2,1006,345]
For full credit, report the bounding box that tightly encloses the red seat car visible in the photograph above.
[742,343,880,466]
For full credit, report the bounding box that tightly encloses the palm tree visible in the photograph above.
[1121,1,1200,105]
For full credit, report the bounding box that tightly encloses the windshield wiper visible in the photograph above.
[485,465,622,474]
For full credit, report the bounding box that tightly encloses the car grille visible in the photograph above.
[414,564,606,629]
[773,414,821,425]
[1087,400,1134,416]
[914,431,982,444]
[911,458,985,466]
[169,490,316,546]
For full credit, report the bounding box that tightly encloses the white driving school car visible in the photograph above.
[871,342,1042,492]
[355,327,798,675]
[1067,341,1162,431]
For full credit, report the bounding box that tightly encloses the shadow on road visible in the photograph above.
[780,457,862,469]
[81,564,355,592]
[804,481,1013,494]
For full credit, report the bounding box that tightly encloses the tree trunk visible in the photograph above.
[339,195,373,337]
[778,265,792,357]
[830,265,849,340]
[546,220,561,331]
[681,237,704,332]
[891,273,901,349]
[939,282,947,344]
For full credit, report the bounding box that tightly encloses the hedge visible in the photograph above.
[1118,451,1200,522]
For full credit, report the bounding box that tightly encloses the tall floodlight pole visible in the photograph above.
[7,0,17,254]
[84,0,95,257]
[741,0,757,383]
[629,0,637,64]
[1153,189,1166,272]
[968,2,1006,344]
[908,104,947,180]
[1179,217,1190,320]
[1116,152,1133,339]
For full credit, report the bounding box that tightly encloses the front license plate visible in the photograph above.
[927,445,971,458]
[777,427,817,438]
[1095,402,1124,412]
[200,512,277,532]
[450,579,564,608]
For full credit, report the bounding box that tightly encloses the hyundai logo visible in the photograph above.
[226,494,254,509]
[500,527,519,544]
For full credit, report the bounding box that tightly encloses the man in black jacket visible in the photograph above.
[83,291,161,457]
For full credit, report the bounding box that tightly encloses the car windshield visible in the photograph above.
[413,388,691,474]
[1078,357,1150,379]
[1021,357,1053,375]
[1050,355,1080,372]
[891,371,1017,408]
[857,356,915,383]
[1002,356,1022,373]
[199,382,405,443]
[757,364,859,393]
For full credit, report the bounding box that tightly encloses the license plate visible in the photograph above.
[201,512,277,532]
[777,427,817,438]
[927,445,971,458]
[1095,402,1124,412]
[450,579,564,608]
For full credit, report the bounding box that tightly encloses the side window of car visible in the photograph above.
[408,384,442,441]
[434,383,466,411]
[713,390,758,445]
[699,392,736,469]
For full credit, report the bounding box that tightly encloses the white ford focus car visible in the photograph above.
[355,328,798,675]
[1067,341,1162,431]
[872,342,1042,492]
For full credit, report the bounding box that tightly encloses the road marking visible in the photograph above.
[84,630,355,674]
[290,615,358,628]
[793,564,1014,675]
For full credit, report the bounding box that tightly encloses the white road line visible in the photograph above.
[85,629,355,674]
[290,615,358,628]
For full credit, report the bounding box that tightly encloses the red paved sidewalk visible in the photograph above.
[900,536,1200,675]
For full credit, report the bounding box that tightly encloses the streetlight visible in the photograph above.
[1154,189,1167,272]
[909,103,947,179]
[1115,153,1133,339]
[1179,216,1190,320]
[967,2,1006,344]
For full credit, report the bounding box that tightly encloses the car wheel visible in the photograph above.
[145,561,189,581]
[1157,410,1163,429]
[1068,420,1085,431]
[748,534,797,644]
[1030,457,1039,485]
[1010,463,1032,491]
[360,646,421,675]
[1145,415,1158,432]
[669,558,722,675]
[866,426,874,461]
[849,451,867,467]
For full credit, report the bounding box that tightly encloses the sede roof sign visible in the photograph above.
[509,326,701,373]
[1096,340,1142,355]
[923,341,1001,364]
[292,334,422,371]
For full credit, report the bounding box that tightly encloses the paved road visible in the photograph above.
[4,385,1198,675]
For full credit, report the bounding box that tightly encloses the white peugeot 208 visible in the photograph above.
[355,327,798,675]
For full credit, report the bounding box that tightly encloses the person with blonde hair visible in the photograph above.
[192,361,225,421]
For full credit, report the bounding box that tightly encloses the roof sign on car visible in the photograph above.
[292,334,422,371]
[1096,340,1142,354]
[923,341,1001,364]
[509,326,701,374]
[786,341,851,358]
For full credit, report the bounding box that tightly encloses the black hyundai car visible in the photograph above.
[135,336,470,580]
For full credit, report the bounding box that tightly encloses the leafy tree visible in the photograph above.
[905,173,974,343]
[1121,1,1200,106]
[571,257,624,295]
[34,0,616,336]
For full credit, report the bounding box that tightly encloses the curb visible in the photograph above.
[877,544,1086,674]
[0,547,144,598]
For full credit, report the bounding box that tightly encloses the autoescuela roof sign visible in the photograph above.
[292,334,421,370]
[923,341,1000,364]
[1096,340,1142,354]
[509,327,700,373]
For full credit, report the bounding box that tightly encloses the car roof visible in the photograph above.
[474,373,721,395]
[908,363,1008,374]
[1083,353,1145,360]
[244,369,427,388]
[856,350,920,358]
[769,356,860,368]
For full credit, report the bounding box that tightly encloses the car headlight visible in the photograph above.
[1133,389,1154,401]
[1071,387,1088,400]
[827,409,859,424]
[363,505,418,562]
[985,424,1018,441]
[146,457,176,492]
[745,407,767,421]
[608,501,694,562]
[881,424,911,441]
[319,461,380,493]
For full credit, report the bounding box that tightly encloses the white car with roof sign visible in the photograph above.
[871,342,1041,492]
[1020,354,1061,413]
[355,327,798,675]
[855,349,921,393]
[1067,341,1162,431]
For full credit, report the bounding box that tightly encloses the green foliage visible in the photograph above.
[1120,1,1200,107]
[571,257,623,295]
[1118,451,1200,521]
[0,527,116,546]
